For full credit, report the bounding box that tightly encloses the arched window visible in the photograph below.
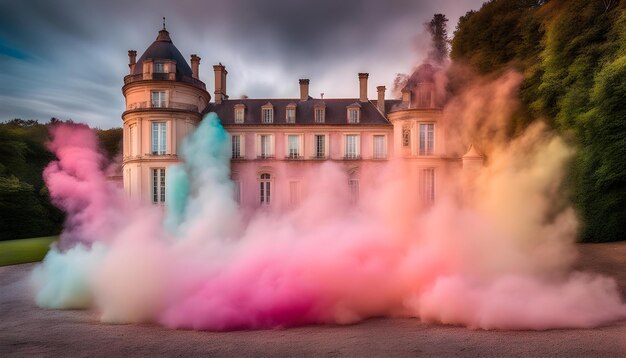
[348,170,359,204]
[231,173,241,205]
[260,173,271,206]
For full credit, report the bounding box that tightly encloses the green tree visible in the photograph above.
[450,0,626,242]
[427,14,450,65]
[96,127,123,159]
[0,121,61,240]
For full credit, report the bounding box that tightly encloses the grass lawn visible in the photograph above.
[0,236,58,266]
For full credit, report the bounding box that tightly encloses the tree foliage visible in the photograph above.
[0,119,122,240]
[450,0,626,242]
[427,14,450,65]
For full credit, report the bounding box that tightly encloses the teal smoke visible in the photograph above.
[164,112,236,233]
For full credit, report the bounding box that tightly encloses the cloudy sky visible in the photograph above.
[0,0,486,128]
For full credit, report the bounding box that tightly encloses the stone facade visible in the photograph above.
[122,27,482,209]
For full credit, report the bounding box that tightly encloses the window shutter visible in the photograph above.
[383,135,387,157]
[284,134,289,157]
[240,135,245,159]
[325,134,330,158]
[270,135,275,157]
[164,121,169,154]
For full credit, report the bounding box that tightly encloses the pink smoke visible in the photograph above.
[44,124,128,247]
[33,73,626,331]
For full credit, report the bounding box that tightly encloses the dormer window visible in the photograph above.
[154,61,166,73]
[286,103,297,123]
[347,103,361,123]
[314,104,326,123]
[234,104,245,124]
[262,103,274,124]
[417,83,434,108]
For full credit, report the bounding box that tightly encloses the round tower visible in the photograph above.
[122,23,211,204]
[387,64,445,207]
[388,64,442,159]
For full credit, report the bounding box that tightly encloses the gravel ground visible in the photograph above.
[1,242,625,357]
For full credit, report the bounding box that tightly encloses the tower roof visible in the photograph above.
[131,26,193,77]
[463,144,484,159]
[405,63,436,88]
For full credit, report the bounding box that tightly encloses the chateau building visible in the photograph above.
[122,26,482,210]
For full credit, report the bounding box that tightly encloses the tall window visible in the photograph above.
[152,168,166,204]
[259,134,273,158]
[373,135,386,159]
[154,62,166,73]
[314,108,325,123]
[348,178,359,204]
[260,173,271,206]
[129,125,135,156]
[151,91,166,108]
[231,134,242,159]
[151,122,166,155]
[348,108,360,123]
[314,134,326,158]
[286,107,296,123]
[287,134,301,159]
[289,181,300,206]
[419,123,434,156]
[345,134,359,159]
[125,168,132,197]
[233,181,241,204]
[262,108,274,123]
[234,107,245,123]
[420,168,435,205]
[402,125,411,147]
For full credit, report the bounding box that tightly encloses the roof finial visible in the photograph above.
[320,93,324,100]
[162,17,166,30]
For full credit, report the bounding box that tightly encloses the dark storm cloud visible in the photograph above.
[0,0,485,128]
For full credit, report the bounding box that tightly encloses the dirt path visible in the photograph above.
[1,243,625,357]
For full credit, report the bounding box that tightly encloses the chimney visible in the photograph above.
[190,54,200,79]
[213,63,228,104]
[401,87,411,104]
[358,73,369,102]
[299,79,310,101]
[376,86,386,115]
[128,50,137,73]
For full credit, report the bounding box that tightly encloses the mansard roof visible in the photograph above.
[210,98,400,125]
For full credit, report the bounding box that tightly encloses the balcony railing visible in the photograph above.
[126,101,199,112]
[123,73,206,90]
[123,153,178,161]
[146,153,178,158]
[226,154,390,162]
